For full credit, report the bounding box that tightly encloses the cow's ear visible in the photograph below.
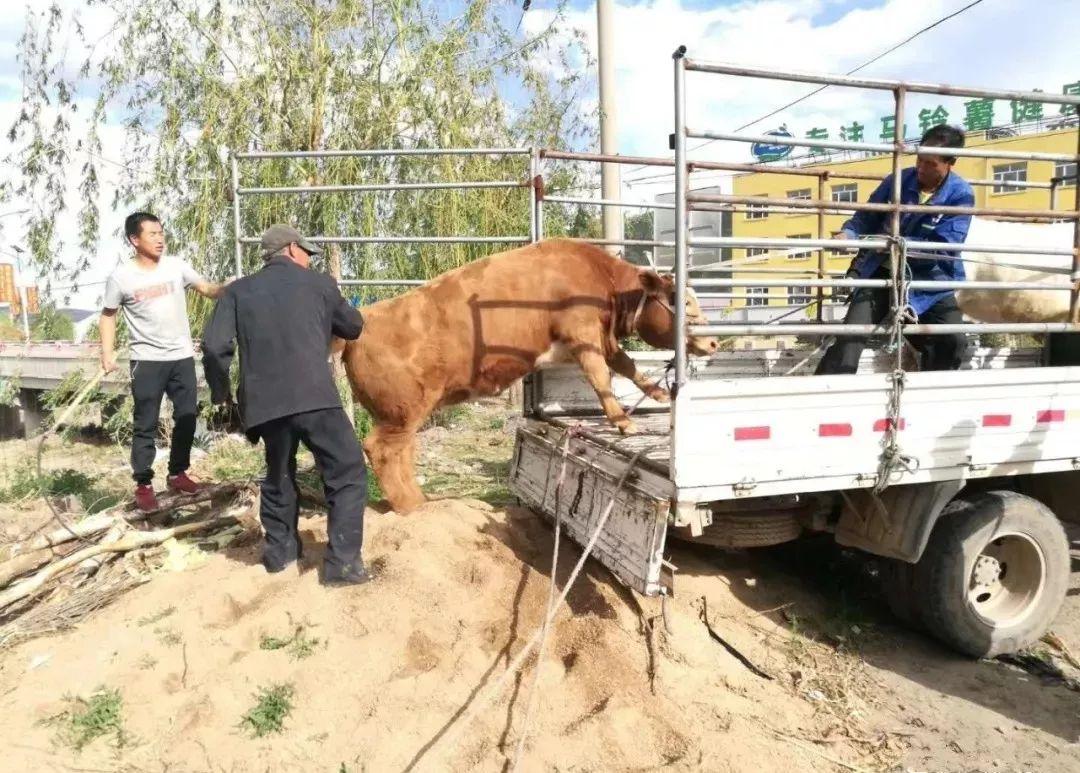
[639,269,675,296]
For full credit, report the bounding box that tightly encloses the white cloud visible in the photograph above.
[525,0,1080,203]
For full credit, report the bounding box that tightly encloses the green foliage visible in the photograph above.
[353,405,375,441]
[38,370,110,441]
[0,315,23,341]
[0,461,124,513]
[137,607,177,627]
[619,337,655,352]
[206,438,264,482]
[42,688,127,752]
[240,683,295,738]
[367,471,383,504]
[83,314,130,347]
[9,1,595,322]
[0,375,19,407]
[102,396,134,446]
[427,404,471,429]
[29,304,74,342]
[260,626,320,661]
[624,210,655,266]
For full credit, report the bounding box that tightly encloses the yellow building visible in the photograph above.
[728,126,1078,311]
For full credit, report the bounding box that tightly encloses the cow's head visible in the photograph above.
[634,270,720,356]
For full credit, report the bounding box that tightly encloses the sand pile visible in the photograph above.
[0,498,851,772]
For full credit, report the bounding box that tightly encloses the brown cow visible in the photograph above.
[339,238,719,513]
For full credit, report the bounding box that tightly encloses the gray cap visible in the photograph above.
[259,223,324,260]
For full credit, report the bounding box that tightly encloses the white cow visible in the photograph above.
[954,218,1076,323]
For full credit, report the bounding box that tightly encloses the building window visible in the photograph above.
[744,247,768,263]
[993,162,1028,194]
[746,197,769,220]
[831,183,858,203]
[784,188,812,215]
[746,287,769,307]
[1055,161,1077,186]
[787,234,812,260]
[788,286,812,305]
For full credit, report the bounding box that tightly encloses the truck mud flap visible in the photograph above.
[509,425,672,597]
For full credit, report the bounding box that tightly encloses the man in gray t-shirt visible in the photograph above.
[100,211,225,511]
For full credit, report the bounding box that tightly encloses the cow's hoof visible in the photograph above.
[616,420,639,436]
[391,495,428,515]
[646,386,671,403]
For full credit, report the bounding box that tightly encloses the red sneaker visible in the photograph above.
[167,472,201,495]
[135,484,159,512]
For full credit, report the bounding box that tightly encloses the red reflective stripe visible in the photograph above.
[735,426,770,441]
[1037,410,1065,423]
[982,414,1011,427]
[873,418,906,432]
[819,423,852,437]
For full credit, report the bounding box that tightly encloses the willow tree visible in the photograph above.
[9,0,596,326]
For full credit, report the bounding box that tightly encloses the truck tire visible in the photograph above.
[914,491,1069,658]
[682,511,802,549]
[879,558,921,627]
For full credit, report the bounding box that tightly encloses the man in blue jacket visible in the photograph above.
[816,124,973,375]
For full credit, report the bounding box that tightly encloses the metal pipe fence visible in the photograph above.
[687,193,1078,225]
[692,322,1080,336]
[688,128,1080,164]
[671,45,1080,372]
[230,147,536,283]
[235,148,532,160]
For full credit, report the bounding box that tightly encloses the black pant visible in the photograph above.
[256,408,367,570]
[130,358,198,485]
[816,286,966,375]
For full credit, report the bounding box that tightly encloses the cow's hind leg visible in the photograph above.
[364,423,426,514]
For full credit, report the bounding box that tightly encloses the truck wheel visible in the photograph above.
[915,491,1069,658]
[680,511,802,549]
[879,558,921,627]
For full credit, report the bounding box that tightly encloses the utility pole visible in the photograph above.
[597,0,623,253]
[18,286,30,340]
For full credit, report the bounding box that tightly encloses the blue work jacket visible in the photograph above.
[842,167,974,316]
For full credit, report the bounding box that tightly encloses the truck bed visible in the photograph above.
[508,346,1080,596]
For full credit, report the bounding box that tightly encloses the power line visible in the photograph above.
[623,0,989,182]
[726,0,988,138]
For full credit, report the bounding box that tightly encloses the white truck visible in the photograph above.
[511,52,1080,660]
[508,344,1079,658]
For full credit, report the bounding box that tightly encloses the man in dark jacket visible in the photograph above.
[816,124,974,375]
[201,224,370,586]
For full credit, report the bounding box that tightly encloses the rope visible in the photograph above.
[622,358,675,419]
[873,239,918,494]
[419,444,655,769]
[511,427,576,769]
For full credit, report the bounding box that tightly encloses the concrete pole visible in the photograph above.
[18,286,29,340]
[597,0,623,254]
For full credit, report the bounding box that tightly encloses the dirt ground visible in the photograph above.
[1,402,1079,772]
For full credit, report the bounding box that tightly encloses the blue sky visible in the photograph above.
[2,0,1078,309]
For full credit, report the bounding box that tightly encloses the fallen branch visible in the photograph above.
[0,562,147,649]
[0,542,81,587]
[0,483,247,588]
[0,514,240,611]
